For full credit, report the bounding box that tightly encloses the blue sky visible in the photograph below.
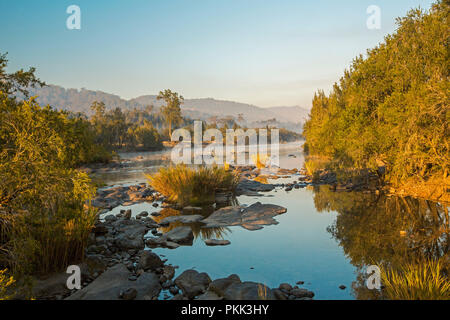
[0,0,435,108]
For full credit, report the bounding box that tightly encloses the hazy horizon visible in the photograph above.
[0,0,435,108]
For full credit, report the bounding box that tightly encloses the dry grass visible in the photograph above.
[0,269,15,300]
[380,258,450,300]
[147,165,239,206]
[257,283,269,300]
[1,206,97,276]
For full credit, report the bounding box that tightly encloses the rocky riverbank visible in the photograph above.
[32,164,321,300]
[33,205,313,300]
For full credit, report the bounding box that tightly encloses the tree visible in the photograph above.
[302,1,449,185]
[157,89,183,139]
[0,52,45,97]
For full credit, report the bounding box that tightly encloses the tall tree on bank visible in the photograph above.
[157,89,183,139]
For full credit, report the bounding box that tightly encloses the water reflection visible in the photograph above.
[153,207,232,241]
[311,185,449,299]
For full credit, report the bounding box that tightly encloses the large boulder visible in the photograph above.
[174,270,212,299]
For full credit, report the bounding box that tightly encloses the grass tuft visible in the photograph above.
[380,258,450,300]
[147,165,239,206]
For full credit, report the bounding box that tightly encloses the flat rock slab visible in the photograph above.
[204,239,231,246]
[201,202,287,230]
[160,215,204,225]
[66,264,161,300]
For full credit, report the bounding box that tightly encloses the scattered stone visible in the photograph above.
[279,283,292,291]
[137,250,164,271]
[124,209,132,220]
[163,265,175,280]
[291,288,314,299]
[164,226,194,245]
[169,286,179,295]
[174,270,212,299]
[104,215,117,222]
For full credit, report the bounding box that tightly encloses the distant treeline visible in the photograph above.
[303,1,449,185]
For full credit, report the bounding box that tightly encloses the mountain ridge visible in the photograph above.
[25,84,309,131]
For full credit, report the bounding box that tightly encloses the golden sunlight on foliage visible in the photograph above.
[251,154,269,169]
[0,269,15,300]
[380,258,450,300]
[303,1,449,191]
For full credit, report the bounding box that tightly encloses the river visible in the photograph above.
[93,141,449,300]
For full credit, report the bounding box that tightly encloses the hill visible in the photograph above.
[25,85,308,132]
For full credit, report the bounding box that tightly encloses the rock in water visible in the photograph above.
[204,239,231,246]
[201,202,287,230]
[163,226,194,245]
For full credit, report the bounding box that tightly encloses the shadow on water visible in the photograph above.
[311,185,449,299]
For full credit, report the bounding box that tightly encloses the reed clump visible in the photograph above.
[147,165,239,206]
[380,258,450,300]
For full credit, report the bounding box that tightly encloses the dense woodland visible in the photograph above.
[303,1,449,186]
